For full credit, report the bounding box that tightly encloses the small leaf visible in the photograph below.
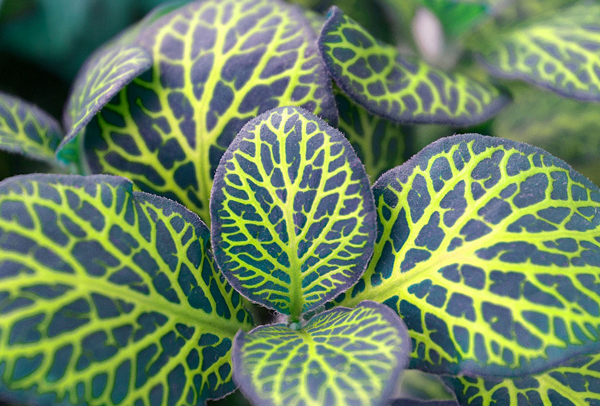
[477,3,600,101]
[0,174,252,405]
[419,0,489,39]
[211,106,376,318]
[233,301,410,406]
[445,352,600,405]
[336,88,411,181]
[0,91,63,166]
[58,44,152,168]
[82,0,338,225]
[339,134,600,377]
[319,7,509,126]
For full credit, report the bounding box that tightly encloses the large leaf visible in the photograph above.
[0,91,63,166]
[318,7,509,126]
[335,89,411,182]
[492,84,600,187]
[211,106,376,319]
[477,3,600,101]
[81,0,338,225]
[445,352,600,405]
[233,301,410,406]
[338,134,600,377]
[0,174,252,405]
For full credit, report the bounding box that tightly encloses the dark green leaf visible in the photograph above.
[339,134,600,377]
[211,106,376,318]
[233,301,410,406]
[0,91,63,166]
[0,174,252,405]
[319,7,509,125]
[445,352,600,405]
[335,89,410,181]
[81,0,337,225]
[477,3,600,101]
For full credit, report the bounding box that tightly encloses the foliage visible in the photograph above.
[1,0,600,405]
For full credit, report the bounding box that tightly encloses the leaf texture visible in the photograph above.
[319,7,509,126]
[0,174,252,405]
[211,106,376,318]
[82,0,338,225]
[445,352,600,405]
[336,88,410,182]
[477,3,600,101]
[233,301,410,406]
[0,91,63,165]
[338,134,600,377]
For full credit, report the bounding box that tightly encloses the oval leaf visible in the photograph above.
[0,174,252,405]
[0,91,63,166]
[336,88,411,182]
[82,0,338,225]
[233,301,410,406]
[211,106,376,318]
[339,134,600,377]
[318,7,509,126]
[445,352,600,405]
[477,3,600,101]
[58,44,152,167]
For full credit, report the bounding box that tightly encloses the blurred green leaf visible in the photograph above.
[420,0,489,40]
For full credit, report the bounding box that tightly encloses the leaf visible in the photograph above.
[338,134,600,377]
[445,352,600,405]
[81,0,338,225]
[492,84,600,187]
[0,91,63,166]
[233,301,410,406]
[335,88,411,182]
[58,45,152,169]
[0,174,252,405]
[211,106,376,319]
[419,0,489,40]
[318,7,509,126]
[477,3,600,101]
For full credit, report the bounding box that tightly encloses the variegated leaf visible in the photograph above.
[0,174,252,405]
[233,301,410,406]
[338,134,600,377]
[0,91,63,166]
[211,106,376,318]
[318,7,509,126]
[477,3,600,101]
[82,0,338,225]
[336,89,411,182]
[445,352,600,405]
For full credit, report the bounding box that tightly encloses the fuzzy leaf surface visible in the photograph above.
[477,3,600,101]
[336,89,410,182]
[233,301,410,406]
[319,7,509,125]
[339,134,600,377]
[82,0,337,225]
[211,106,376,318]
[445,352,600,405]
[0,174,252,405]
[0,91,63,165]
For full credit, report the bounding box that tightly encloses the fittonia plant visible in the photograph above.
[1,0,600,405]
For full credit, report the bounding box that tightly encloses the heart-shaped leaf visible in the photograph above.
[319,7,509,126]
[477,3,600,101]
[336,88,410,182]
[233,301,410,406]
[211,106,376,319]
[339,134,600,377]
[445,352,600,405]
[0,91,63,166]
[81,0,338,225]
[0,174,252,405]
